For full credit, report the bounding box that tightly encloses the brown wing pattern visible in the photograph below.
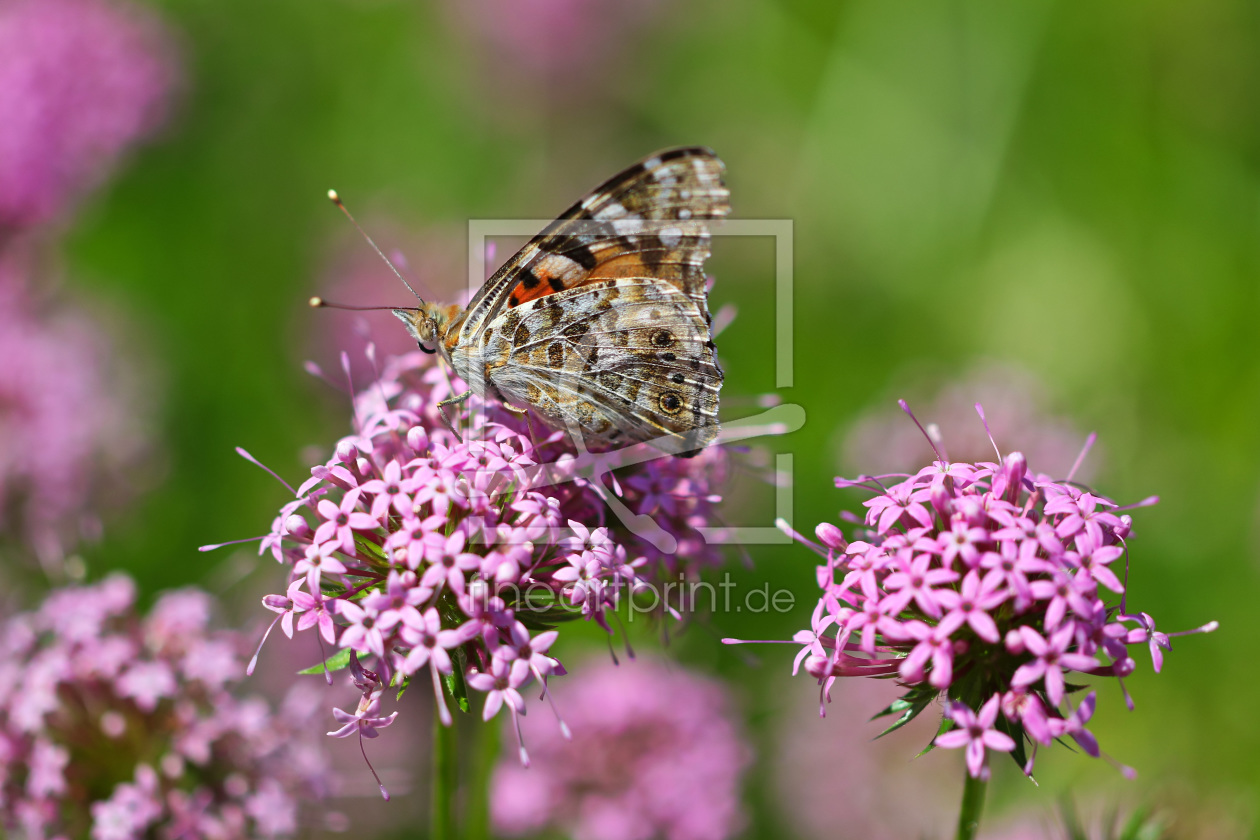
[483,278,723,452]
[453,147,730,350]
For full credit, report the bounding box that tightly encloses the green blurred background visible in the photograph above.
[63,0,1257,835]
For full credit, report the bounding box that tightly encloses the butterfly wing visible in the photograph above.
[448,147,730,353]
[482,278,722,452]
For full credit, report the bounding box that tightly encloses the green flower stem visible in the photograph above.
[432,711,458,840]
[465,711,500,840]
[955,771,988,840]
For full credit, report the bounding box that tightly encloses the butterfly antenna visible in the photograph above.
[326,189,426,305]
[308,297,419,312]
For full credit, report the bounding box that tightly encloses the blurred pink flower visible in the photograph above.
[772,677,955,840]
[303,223,467,387]
[444,0,663,93]
[842,362,1097,480]
[0,0,179,233]
[492,657,751,840]
[0,574,332,839]
[0,262,156,566]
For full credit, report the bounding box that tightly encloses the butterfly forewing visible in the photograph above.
[455,147,730,346]
[438,148,728,453]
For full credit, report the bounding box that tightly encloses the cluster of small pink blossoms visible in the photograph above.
[0,0,178,234]
[0,266,153,568]
[492,658,751,840]
[232,350,727,780]
[0,574,332,840]
[731,405,1217,781]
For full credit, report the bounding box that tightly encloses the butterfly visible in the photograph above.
[391,147,729,455]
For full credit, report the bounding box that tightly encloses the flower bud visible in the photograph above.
[930,483,952,521]
[1000,452,1027,502]
[284,514,310,539]
[406,425,429,453]
[815,522,846,551]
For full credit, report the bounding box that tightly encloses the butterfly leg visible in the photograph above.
[437,390,472,440]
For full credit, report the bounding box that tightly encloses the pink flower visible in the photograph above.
[313,491,378,555]
[841,363,1099,480]
[399,607,464,725]
[0,576,332,837]
[491,658,750,840]
[468,657,527,723]
[326,693,398,740]
[1047,691,1099,757]
[899,621,956,688]
[1011,625,1099,706]
[115,662,175,713]
[864,482,933,533]
[418,531,482,597]
[0,267,153,566]
[26,740,68,798]
[444,0,665,95]
[1028,568,1094,630]
[934,695,1016,779]
[1070,531,1126,593]
[938,520,988,568]
[0,0,178,230]
[336,600,394,659]
[883,551,958,618]
[728,402,1216,781]
[359,460,418,519]
[936,569,1007,643]
[261,581,302,640]
[231,346,731,781]
[293,541,348,590]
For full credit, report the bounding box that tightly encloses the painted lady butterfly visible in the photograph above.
[394,147,730,455]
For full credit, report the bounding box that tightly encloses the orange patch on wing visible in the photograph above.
[507,261,586,307]
[586,253,654,281]
[508,280,553,307]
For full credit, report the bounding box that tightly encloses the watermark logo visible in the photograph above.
[453,218,803,551]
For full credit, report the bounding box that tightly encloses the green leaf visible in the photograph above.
[298,647,352,675]
[916,709,954,757]
[396,673,410,701]
[873,689,937,739]
[443,647,470,714]
[870,696,914,721]
[353,533,388,564]
[996,714,1028,774]
[1060,797,1087,840]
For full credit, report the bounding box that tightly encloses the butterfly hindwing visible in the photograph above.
[482,278,722,451]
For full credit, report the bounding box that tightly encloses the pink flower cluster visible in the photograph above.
[0,0,177,233]
[445,0,663,91]
[492,657,751,840]
[241,350,726,768]
[0,265,152,566]
[0,575,331,840]
[737,406,1216,780]
[842,362,1097,481]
